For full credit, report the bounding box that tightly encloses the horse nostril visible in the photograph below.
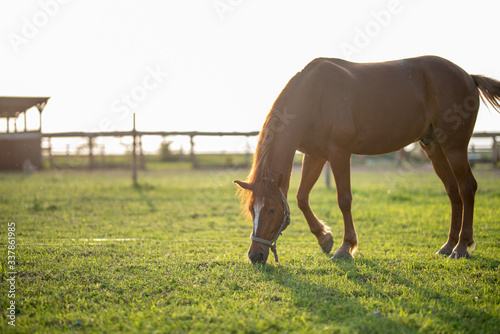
[248,251,267,265]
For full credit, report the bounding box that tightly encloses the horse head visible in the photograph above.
[234,174,290,265]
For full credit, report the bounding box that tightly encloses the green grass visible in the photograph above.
[1,166,499,333]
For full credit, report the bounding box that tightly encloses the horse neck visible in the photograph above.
[256,116,301,195]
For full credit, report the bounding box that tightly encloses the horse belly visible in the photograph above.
[351,131,420,155]
[349,111,426,155]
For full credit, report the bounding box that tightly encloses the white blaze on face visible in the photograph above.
[253,198,264,236]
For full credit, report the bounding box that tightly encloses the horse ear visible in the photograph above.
[275,174,283,188]
[234,180,253,191]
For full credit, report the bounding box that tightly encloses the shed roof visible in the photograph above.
[0,97,50,118]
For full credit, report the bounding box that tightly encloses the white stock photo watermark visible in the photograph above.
[6,222,17,326]
[261,106,297,146]
[434,96,479,144]
[339,0,402,59]
[96,65,169,132]
[7,0,71,53]
[213,0,244,21]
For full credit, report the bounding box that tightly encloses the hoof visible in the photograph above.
[436,241,457,256]
[448,240,475,259]
[436,247,453,256]
[331,251,353,260]
[318,231,333,254]
[449,251,471,260]
[449,247,470,260]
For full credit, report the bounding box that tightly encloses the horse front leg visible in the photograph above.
[296,154,333,254]
[330,151,358,259]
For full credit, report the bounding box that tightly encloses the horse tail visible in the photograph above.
[471,74,500,113]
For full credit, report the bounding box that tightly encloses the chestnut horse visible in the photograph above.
[234,56,500,264]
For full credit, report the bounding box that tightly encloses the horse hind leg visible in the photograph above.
[441,147,477,259]
[420,141,463,255]
[296,154,333,253]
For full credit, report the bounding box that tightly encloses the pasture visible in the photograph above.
[1,165,500,333]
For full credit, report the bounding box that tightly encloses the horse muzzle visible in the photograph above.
[248,246,269,264]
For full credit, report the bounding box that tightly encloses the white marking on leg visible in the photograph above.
[253,198,264,236]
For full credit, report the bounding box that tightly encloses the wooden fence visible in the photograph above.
[41,129,499,185]
[42,121,259,184]
[469,132,500,167]
[43,131,499,166]
[43,130,259,166]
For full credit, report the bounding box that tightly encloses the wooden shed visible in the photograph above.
[0,97,50,170]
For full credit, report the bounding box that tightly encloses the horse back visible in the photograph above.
[294,56,477,155]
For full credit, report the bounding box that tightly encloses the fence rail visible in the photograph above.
[40,129,499,184]
[42,129,260,183]
[42,130,260,138]
[469,132,499,167]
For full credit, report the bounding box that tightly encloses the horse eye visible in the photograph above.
[268,209,276,215]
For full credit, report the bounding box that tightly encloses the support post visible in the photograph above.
[48,137,53,169]
[139,135,145,170]
[324,161,331,189]
[493,136,499,168]
[396,149,403,168]
[244,136,251,167]
[88,136,94,170]
[66,144,70,164]
[190,135,198,169]
[101,145,105,167]
[38,109,43,132]
[132,113,138,186]
[24,111,27,132]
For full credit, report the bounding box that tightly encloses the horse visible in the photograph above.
[234,55,500,265]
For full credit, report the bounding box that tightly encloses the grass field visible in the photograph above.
[1,165,500,333]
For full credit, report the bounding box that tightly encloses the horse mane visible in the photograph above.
[237,59,323,217]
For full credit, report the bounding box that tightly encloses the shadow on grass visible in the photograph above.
[258,262,411,333]
[333,257,499,332]
[258,255,500,333]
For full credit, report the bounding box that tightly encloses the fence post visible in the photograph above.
[190,135,198,169]
[48,137,53,169]
[244,136,252,167]
[88,136,94,170]
[493,136,499,168]
[324,162,331,189]
[132,114,138,185]
[139,135,145,170]
[66,144,70,164]
[100,145,105,166]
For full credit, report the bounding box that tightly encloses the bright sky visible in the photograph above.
[1,0,499,153]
